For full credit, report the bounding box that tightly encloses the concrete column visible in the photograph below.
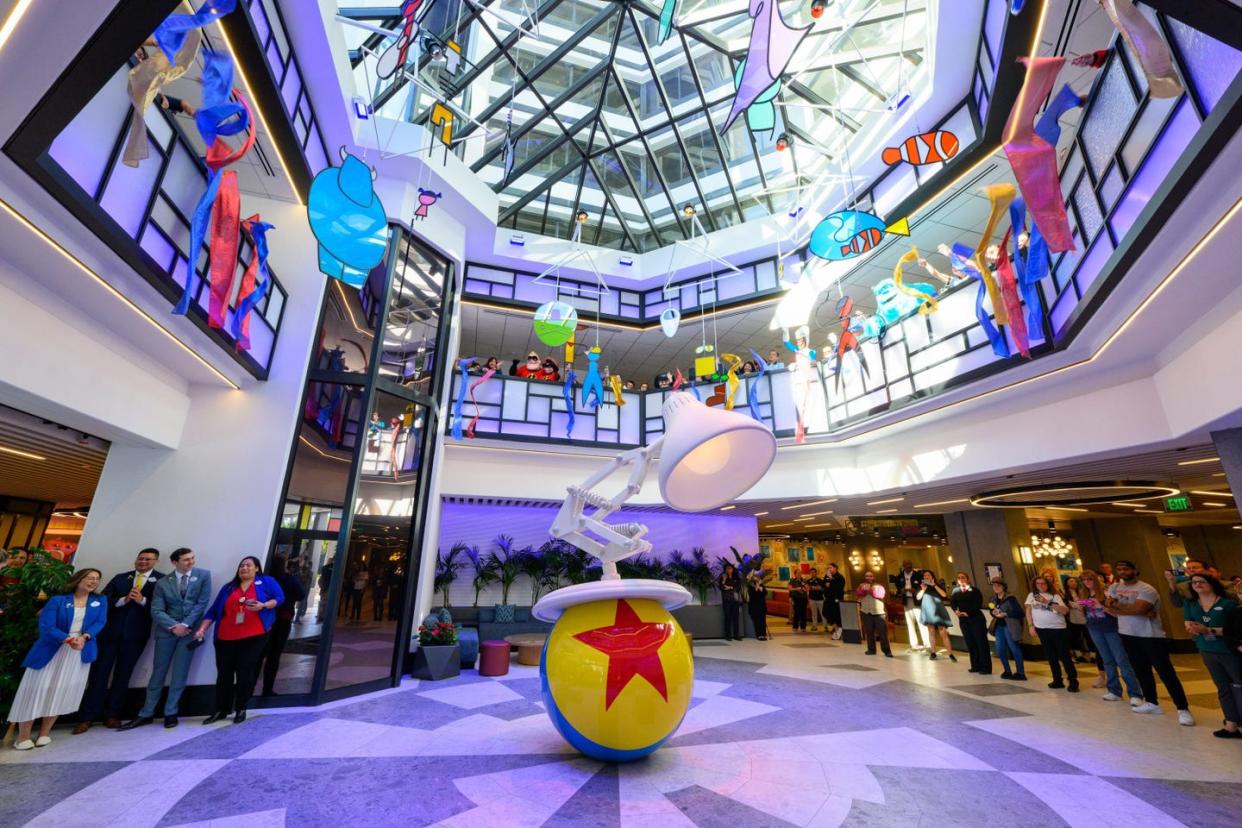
[945,509,1031,595]
[1210,427,1242,515]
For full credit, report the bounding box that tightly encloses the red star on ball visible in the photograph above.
[573,599,672,710]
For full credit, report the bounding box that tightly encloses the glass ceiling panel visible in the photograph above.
[340,0,933,252]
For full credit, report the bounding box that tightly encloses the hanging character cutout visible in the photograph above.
[377,0,432,79]
[832,296,869,395]
[782,325,818,443]
[581,347,605,409]
[414,187,441,220]
[307,148,388,286]
[721,0,811,133]
[173,50,257,323]
[722,353,743,411]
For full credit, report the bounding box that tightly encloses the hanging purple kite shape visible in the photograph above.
[721,0,811,133]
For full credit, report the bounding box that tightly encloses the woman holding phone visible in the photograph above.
[1025,575,1078,692]
[194,556,284,724]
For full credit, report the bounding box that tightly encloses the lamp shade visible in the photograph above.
[658,392,777,511]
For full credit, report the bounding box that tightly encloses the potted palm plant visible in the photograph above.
[411,613,460,680]
[464,545,496,607]
[667,548,733,639]
[488,535,526,622]
[517,545,547,605]
[435,543,464,609]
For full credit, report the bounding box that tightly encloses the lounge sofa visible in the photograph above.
[476,606,553,643]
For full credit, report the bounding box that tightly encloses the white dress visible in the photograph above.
[7,605,91,722]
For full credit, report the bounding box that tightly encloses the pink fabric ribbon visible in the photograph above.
[1003,57,1075,254]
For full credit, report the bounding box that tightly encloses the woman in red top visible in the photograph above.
[194,556,284,724]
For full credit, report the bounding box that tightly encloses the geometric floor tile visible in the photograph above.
[949,683,1040,697]
[820,663,880,671]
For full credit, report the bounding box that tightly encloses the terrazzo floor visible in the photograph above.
[2,627,1238,828]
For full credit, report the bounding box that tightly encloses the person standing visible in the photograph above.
[747,572,769,641]
[371,571,386,622]
[1182,573,1241,738]
[788,571,808,633]
[120,548,211,730]
[807,569,826,632]
[1025,575,1078,691]
[1163,559,1207,609]
[194,557,284,724]
[8,569,106,750]
[348,567,368,621]
[256,558,307,698]
[856,571,892,656]
[918,570,957,662]
[1076,570,1143,705]
[951,572,991,674]
[316,558,334,623]
[75,548,163,733]
[824,563,845,640]
[892,560,931,652]
[718,563,743,641]
[1106,560,1194,725]
[1063,575,1093,664]
[989,579,1027,680]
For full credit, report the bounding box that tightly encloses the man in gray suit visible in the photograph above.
[119,547,211,729]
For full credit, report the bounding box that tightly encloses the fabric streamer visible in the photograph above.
[747,350,769,423]
[1003,57,1075,254]
[229,215,274,351]
[1100,0,1183,98]
[465,369,496,438]
[609,375,625,407]
[153,0,235,63]
[124,28,202,167]
[173,51,256,321]
[951,243,1010,359]
[1009,0,1026,13]
[657,0,677,44]
[1034,83,1085,148]
[833,296,868,393]
[722,0,810,131]
[1009,198,1050,337]
[972,183,1016,327]
[994,229,1030,358]
[673,368,700,401]
[894,247,938,315]
[562,368,576,438]
[722,354,742,411]
[450,357,474,441]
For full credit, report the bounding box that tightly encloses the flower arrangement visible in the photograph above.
[418,618,458,647]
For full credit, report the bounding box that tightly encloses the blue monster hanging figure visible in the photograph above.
[580,347,605,409]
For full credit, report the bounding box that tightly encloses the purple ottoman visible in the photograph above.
[479,640,511,677]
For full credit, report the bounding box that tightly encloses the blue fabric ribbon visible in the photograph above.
[747,349,768,423]
[174,170,222,316]
[952,243,1010,359]
[1008,198,1050,339]
[1034,84,1085,148]
[154,0,237,63]
[563,368,576,437]
[451,357,474,441]
[230,220,274,342]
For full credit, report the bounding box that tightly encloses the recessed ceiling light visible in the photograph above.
[1202,502,1228,508]
[780,498,838,510]
[913,498,970,508]
[1133,509,1161,514]
[805,523,834,528]
[875,508,899,514]
[0,445,46,461]
[800,510,834,517]
[867,497,905,505]
[720,505,736,511]
[0,0,35,55]
[1177,457,1219,466]
[1189,490,1233,497]
[1213,473,1226,477]
[794,517,814,521]
[754,511,769,516]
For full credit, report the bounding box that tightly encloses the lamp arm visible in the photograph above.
[550,437,665,580]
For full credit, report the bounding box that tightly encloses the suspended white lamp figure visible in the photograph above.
[534,393,775,761]
[660,306,681,338]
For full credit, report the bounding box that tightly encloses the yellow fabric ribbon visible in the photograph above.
[609,375,625,407]
[722,353,742,410]
[973,183,1016,325]
[894,247,938,315]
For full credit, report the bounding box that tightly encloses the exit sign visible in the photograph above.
[1164,496,1192,512]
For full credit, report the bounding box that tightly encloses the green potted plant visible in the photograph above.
[561,546,602,585]
[536,539,567,595]
[487,535,527,624]
[464,545,496,607]
[435,543,464,609]
[517,545,547,605]
[411,613,460,680]
[667,548,732,639]
[1,549,73,719]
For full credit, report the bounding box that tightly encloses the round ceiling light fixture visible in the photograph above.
[970,481,1181,508]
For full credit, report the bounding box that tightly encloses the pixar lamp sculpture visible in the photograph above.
[532,391,776,761]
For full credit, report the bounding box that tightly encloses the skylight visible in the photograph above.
[341,0,930,251]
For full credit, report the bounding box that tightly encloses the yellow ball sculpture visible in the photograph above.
[541,596,693,762]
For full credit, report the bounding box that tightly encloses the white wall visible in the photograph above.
[72,195,325,690]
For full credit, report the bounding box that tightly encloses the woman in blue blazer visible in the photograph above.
[194,556,283,724]
[7,569,107,750]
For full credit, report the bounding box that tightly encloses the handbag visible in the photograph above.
[986,615,998,636]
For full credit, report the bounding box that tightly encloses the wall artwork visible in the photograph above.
[984,562,1003,582]
[778,565,791,581]
[805,547,815,561]
[787,548,800,563]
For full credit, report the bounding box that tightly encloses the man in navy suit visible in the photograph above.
[74,548,164,732]
[120,547,211,729]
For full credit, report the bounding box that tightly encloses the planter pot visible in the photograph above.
[412,643,461,680]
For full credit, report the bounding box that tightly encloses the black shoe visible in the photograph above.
[1048,681,1065,689]
[1067,684,1080,693]
[163,716,178,729]
[203,712,229,724]
[1000,672,1014,680]
[1212,728,1242,739]
[865,650,876,655]
[1013,673,1028,681]
[968,668,977,673]
[233,710,247,724]
[948,654,957,663]
[884,652,894,657]
[929,653,938,660]
[118,716,153,731]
